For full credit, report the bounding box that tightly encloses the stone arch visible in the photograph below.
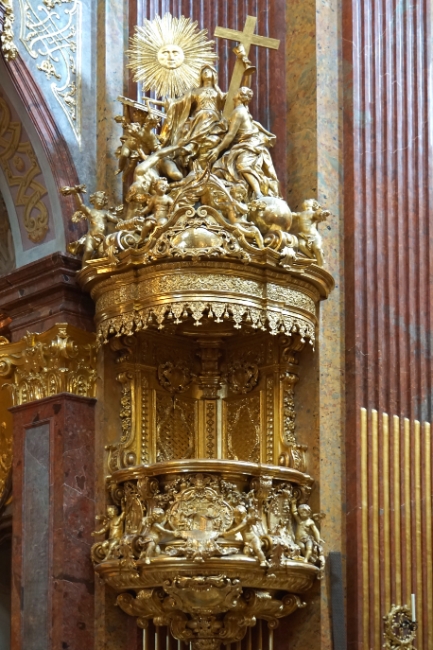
[0,52,83,271]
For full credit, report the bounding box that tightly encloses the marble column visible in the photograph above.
[10,395,96,650]
[280,1,344,649]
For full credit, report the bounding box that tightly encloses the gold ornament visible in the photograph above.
[67,12,337,647]
[383,604,417,649]
[127,13,217,99]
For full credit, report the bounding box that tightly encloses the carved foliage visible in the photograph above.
[0,0,18,60]
[117,584,305,649]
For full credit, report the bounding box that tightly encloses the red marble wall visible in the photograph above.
[343,0,432,646]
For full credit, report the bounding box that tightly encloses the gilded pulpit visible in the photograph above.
[62,12,333,650]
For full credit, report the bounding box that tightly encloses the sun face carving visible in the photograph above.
[157,44,185,69]
[127,13,217,99]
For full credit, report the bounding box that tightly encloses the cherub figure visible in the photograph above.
[229,185,264,248]
[223,505,268,567]
[291,199,330,267]
[233,44,256,77]
[290,499,324,565]
[138,507,173,564]
[91,504,125,559]
[115,109,184,183]
[61,184,119,263]
[138,177,174,233]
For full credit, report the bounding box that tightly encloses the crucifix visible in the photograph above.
[214,16,280,118]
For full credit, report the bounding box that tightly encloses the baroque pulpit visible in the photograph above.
[0,1,431,650]
[63,12,334,650]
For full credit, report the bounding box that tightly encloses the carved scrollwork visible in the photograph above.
[141,207,251,264]
[93,464,322,579]
[157,361,193,394]
[116,579,306,649]
[17,0,82,141]
[225,360,259,394]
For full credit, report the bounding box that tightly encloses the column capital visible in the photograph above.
[0,322,97,406]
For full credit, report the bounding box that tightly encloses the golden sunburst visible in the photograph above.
[127,13,217,99]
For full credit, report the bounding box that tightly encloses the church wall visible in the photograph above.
[343,0,433,647]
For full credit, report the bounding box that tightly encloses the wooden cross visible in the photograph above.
[214,16,280,117]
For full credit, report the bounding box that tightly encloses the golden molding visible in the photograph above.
[0,93,49,242]
[0,323,97,405]
[78,258,333,347]
[0,0,18,61]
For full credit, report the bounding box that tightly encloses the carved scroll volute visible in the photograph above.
[106,371,136,472]
[277,339,307,472]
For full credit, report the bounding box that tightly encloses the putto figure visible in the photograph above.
[91,504,125,560]
[61,185,119,263]
[291,199,330,267]
[223,504,268,567]
[291,498,325,572]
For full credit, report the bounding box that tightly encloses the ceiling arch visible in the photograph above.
[0,52,83,269]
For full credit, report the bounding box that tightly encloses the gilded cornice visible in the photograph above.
[0,323,97,406]
[78,258,334,347]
